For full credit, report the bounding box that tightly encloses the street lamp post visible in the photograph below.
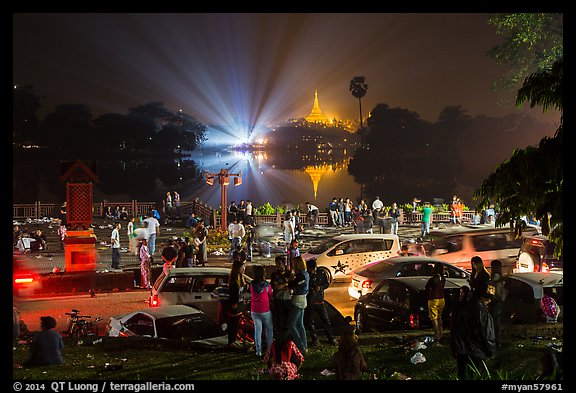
[206,168,242,230]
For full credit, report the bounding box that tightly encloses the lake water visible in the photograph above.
[13,147,361,211]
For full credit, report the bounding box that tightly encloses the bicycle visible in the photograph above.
[62,309,102,338]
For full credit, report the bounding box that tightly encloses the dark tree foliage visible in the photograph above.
[13,84,43,145]
[41,104,94,150]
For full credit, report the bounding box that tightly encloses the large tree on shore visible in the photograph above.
[474,59,562,255]
[487,13,563,92]
[349,76,368,144]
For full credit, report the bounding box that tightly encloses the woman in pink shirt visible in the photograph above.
[250,265,274,356]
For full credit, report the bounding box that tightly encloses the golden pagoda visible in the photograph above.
[305,90,329,124]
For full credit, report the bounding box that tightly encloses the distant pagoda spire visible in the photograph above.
[305,90,328,123]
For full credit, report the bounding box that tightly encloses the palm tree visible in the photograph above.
[349,76,368,144]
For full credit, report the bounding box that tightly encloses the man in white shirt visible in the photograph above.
[227,218,246,259]
[144,211,160,256]
[372,196,384,220]
[306,202,319,227]
[111,222,121,269]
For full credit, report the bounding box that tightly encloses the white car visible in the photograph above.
[149,267,251,322]
[106,304,228,347]
[301,233,400,284]
[348,256,470,300]
[425,225,538,274]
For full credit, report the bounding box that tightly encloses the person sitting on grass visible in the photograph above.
[262,327,305,380]
[25,316,64,367]
[332,325,368,380]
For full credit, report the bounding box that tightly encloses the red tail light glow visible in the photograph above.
[361,280,373,289]
[14,276,34,285]
[409,313,420,329]
[149,295,159,307]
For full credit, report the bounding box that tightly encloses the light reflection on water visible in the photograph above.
[189,148,361,209]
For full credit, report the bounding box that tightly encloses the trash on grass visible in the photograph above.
[410,352,426,364]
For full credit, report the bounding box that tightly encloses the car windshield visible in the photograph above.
[355,261,395,277]
[155,313,224,340]
[308,238,342,254]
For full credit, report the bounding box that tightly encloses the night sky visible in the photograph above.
[13,13,560,129]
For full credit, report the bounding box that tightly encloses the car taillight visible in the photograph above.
[14,275,34,285]
[409,313,420,329]
[539,262,550,273]
[361,279,373,289]
[530,239,543,247]
[149,295,159,307]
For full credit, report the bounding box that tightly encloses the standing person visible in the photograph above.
[425,263,446,345]
[164,191,173,215]
[371,196,384,221]
[455,198,464,225]
[306,202,319,227]
[282,213,294,251]
[127,216,136,255]
[263,326,305,380]
[186,212,198,231]
[173,191,181,217]
[283,212,295,252]
[57,220,67,251]
[59,201,67,227]
[245,200,254,225]
[489,260,506,347]
[227,218,245,260]
[271,255,293,334]
[329,197,339,227]
[357,199,368,214]
[25,316,64,367]
[421,201,433,239]
[227,201,238,225]
[194,219,208,266]
[225,258,247,347]
[344,198,353,226]
[332,326,368,380]
[144,211,161,257]
[450,290,496,380]
[139,239,152,289]
[388,202,401,235]
[450,195,459,224]
[161,246,178,276]
[110,222,121,270]
[337,198,345,227]
[245,223,255,262]
[249,265,274,357]
[305,259,338,346]
[288,256,309,354]
[292,209,302,240]
[469,256,491,300]
[184,237,196,268]
[237,200,247,225]
[133,220,149,258]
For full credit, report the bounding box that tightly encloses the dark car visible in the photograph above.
[348,256,470,300]
[354,276,469,333]
[514,235,563,273]
[501,272,563,324]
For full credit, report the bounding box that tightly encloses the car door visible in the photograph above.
[187,274,229,320]
[473,233,519,273]
[325,238,395,277]
[364,280,409,330]
[501,278,537,324]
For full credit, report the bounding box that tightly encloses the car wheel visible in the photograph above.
[354,308,368,333]
[318,267,332,286]
[517,252,537,272]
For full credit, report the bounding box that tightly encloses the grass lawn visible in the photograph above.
[12,330,562,381]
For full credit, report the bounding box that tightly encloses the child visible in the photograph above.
[139,239,152,289]
[161,246,177,276]
[332,326,368,380]
[286,239,300,271]
[263,327,304,380]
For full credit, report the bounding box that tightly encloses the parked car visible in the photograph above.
[348,256,470,300]
[354,276,469,333]
[424,225,538,274]
[149,267,252,322]
[501,272,563,324]
[106,304,228,347]
[301,233,401,285]
[514,235,563,273]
